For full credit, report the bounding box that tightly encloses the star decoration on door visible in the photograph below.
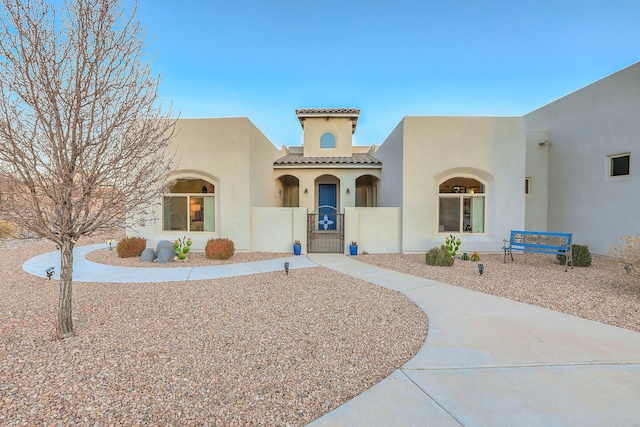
[319,214,334,230]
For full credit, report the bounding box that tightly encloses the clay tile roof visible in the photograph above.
[295,108,361,115]
[295,108,361,133]
[274,153,381,166]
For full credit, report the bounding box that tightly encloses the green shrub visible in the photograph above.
[205,238,235,260]
[116,237,147,258]
[425,245,454,266]
[557,244,592,267]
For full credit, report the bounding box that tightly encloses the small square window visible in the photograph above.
[609,154,630,177]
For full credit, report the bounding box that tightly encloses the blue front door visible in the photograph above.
[318,184,337,230]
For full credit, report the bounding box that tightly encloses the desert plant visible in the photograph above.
[611,234,640,279]
[557,244,592,267]
[461,252,470,260]
[471,251,481,262]
[205,238,235,260]
[116,237,147,258]
[425,245,454,266]
[174,236,192,261]
[445,234,461,257]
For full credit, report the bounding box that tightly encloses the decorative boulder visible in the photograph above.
[156,240,175,264]
[140,248,156,263]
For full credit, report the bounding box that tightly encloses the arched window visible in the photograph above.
[163,178,215,232]
[438,177,485,233]
[320,132,336,149]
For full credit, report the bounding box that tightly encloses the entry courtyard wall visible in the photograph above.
[344,207,402,254]
[250,208,307,253]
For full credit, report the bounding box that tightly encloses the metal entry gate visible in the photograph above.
[307,210,344,253]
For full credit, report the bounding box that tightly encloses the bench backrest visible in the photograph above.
[510,230,572,251]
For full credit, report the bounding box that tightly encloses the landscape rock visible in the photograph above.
[140,248,156,263]
[156,240,175,263]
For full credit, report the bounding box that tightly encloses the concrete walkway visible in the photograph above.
[306,253,640,427]
[22,243,317,282]
[22,248,640,425]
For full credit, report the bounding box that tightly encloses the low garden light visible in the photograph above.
[106,238,115,250]
[478,263,484,276]
[45,266,55,279]
[284,262,290,275]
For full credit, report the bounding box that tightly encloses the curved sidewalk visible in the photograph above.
[307,253,640,427]
[22,243,317,282]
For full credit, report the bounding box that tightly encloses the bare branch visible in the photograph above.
[0,0,177,338]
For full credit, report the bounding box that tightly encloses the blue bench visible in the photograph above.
[503,230,573,271]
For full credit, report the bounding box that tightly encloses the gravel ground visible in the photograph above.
[0,239,428,426]
[4,238,638,426]
[86,248,293,268]
[358,252,640,333]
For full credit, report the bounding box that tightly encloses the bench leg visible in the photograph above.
[565,249,573,272]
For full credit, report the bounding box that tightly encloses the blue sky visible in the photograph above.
[134,0,639,147]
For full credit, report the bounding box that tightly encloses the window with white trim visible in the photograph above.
[438,177,485,233]
[163,179,215,232]
[609,153,630,177]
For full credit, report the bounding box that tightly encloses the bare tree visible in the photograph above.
[0,0,176,339]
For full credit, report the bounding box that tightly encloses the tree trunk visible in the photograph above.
[57,238,75,339]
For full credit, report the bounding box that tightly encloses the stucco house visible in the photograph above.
[131,62,639,256]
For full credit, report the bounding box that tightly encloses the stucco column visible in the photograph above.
[298,177,315,212]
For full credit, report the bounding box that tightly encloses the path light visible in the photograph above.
[284,262,289,275]
[106,238,115,250]
[478,263,484,276]
[45,266,54,279]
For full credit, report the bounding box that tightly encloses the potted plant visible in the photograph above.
[293,240,302,256]
[349,241,358,256]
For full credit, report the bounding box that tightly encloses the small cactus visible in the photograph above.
[445,234,461,257]
[174,236,192,261]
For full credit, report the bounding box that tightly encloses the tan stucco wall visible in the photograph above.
[344,207,402,253]
[382,116,526,253]
[131,117,281,251]
[525,129,549,231]
[374,120,404,208]
[525,62,640,255]
[249,123,282,208]
[250,207,307,253]
[302,117,353,157]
